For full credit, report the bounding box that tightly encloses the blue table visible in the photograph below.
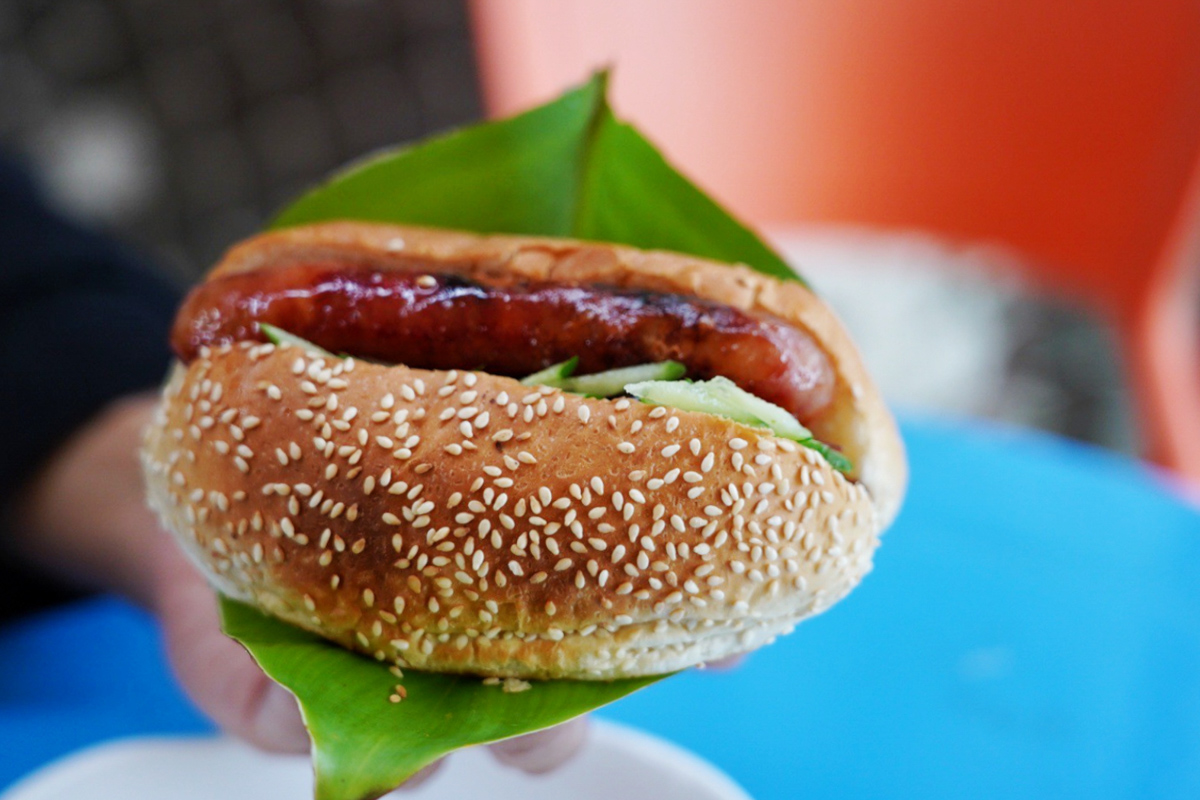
[4,419,1200,798]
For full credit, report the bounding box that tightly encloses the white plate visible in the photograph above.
[2,721,751,800]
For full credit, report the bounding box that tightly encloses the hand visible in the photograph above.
[14,393,588,786]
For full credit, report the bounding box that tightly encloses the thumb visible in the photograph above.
[154,543,310,754]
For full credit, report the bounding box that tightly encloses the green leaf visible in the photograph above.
[573,106,800,282]
[272,71,802,286]
[220,597,660,800]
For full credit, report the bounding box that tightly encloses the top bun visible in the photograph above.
[142,222,906,678]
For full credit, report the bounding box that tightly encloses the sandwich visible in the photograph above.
[141,221,906,680]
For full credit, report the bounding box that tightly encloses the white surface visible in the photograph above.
[772,226,1022,416]
[2,720,751,800]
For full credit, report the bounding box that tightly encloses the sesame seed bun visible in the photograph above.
[141,223,906,679]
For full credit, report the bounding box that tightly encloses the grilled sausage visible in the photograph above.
[171,263,835,421]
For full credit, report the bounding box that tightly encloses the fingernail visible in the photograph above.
[705,654,745,671]
[396,760,444,791]
[489,717,590,774]
[252,684,310,754]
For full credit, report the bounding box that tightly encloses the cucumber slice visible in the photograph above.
[520,359,685,397]
[625,376,852,473]
[626,376,811,438]
[258,323,340,360]
[562,361,685,397]
[797,439,854,475]
[520,356,579,387]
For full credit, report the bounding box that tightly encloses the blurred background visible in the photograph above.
[1,0,1163,457]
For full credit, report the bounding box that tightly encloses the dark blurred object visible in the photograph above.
[0,0,481,278]
[0,156,180,621]
[0,0,480,621]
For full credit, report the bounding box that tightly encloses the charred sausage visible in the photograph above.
[171,264,835,421]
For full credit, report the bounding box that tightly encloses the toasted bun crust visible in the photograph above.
[142,223,906,678]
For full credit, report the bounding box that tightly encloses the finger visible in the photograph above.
[154,545,310,754]
[487,716,589,774]
[393,759,444,792]
[705,654,745,671]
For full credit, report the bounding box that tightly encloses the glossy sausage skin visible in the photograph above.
[172,264,835,420]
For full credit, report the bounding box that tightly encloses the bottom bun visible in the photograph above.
[142,341,884,678]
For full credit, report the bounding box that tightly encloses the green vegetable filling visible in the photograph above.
[518,356,579,387]
[257,325,849,473]
[625,377,852,473]
[521,357,685,396]
[259,322,339,359]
